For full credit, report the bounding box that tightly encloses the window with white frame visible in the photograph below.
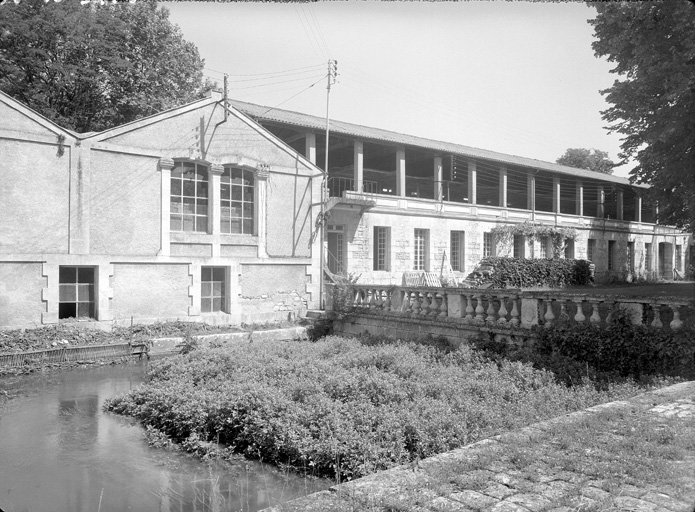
[59,267,96,319]
[170,161,208,232]
[221,167,255,234]
[483,232,494,259]
[539,236,549,259]
[414,229,429,271]
[373,226,391,271]
[450,231,465,271]
[201,267,226,313]
[513,235,525,259]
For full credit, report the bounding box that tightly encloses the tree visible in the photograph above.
[590,1,695,231]
[0,0,214,133]
[556,148,615,174]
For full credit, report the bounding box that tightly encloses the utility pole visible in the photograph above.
[319,59,338,309]
[223,73,229,122]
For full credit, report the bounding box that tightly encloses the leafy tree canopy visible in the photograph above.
[0,0,214,133]
[590,1,695,231]
[556,148,615,175]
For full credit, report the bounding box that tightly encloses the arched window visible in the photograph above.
[221,166,254,234]
[170,161,208,232]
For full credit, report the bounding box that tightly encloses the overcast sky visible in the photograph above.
[163,1,631,178]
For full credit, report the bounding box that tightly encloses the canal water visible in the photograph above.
[0,362,329,512]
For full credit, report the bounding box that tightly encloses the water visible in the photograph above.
[0,362,329,512]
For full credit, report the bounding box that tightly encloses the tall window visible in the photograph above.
[608,240,616,270]
[483,232,494,259]
[171,161,208,232]
[587,238,597,261]
[676,245,682,271]
[221,167,254,234]
[373,227,391,271]
[564,239,575,259]
[645,243,653,271]
[201,267,226,313]
[513,235,525,259]
[627,241,635,272]
[539,236,549,259]
[59,267,95,319]
[414,229,429,271]
[450,231,465,271]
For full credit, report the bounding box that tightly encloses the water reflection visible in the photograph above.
[0,363,328,512]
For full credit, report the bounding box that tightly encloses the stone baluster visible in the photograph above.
[401,291,412,316]
[651,303,663,328]
[589,300,602,324]
[573,299,586,324]
[509,295,520,327]
[464,294,475,323]
[497,295,508,325]
[439,292,448,318]
[475,295,486,323]
[411,291,422,318]
[558,300,569,323]
[374,288,383,311]
[419,290,429,316]
[428,292,440,317]
[383,289,392,313]
[486,297,497,323]
[669,305,683,330]
[605,301,615,324]
[353,289,362,309]
[543,298,555,328]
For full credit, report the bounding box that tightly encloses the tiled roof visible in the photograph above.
[229,99,643,188]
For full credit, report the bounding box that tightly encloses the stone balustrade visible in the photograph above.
[341,285,692,331]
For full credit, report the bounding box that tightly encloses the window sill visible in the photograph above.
[170,232,259,245]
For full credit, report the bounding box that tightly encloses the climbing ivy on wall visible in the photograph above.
[491,222,578,259]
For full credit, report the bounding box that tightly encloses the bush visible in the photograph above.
[533,309,695,380]
[480,257,592,289]
[105,336,655,481]
[475,309,694,384]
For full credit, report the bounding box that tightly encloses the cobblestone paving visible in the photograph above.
[267,382,695,512]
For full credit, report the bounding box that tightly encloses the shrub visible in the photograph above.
[480,257,592,289]
[105,336,656,481]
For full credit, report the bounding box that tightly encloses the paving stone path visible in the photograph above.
[267,382,695,512]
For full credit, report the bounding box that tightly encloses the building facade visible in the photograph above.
[0,91,321,330]
[231,99,692,286]
[1,91,691,330]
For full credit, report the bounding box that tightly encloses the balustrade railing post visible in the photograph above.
[485,296,497,323]
[464,294,474,323]
[668,304,683,330]
[589,301,602,324]
[573,298,586,323]
[474,294,486,323]
[651,303,663,328]
[411,291,421,318]
[543,298,555,328]
[497,295,508,325]
[439,291,448,318]
[509,295,519,327]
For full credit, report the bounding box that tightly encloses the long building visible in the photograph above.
[0,89,691,330]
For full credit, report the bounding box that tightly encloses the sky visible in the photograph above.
[163,1,632,178]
